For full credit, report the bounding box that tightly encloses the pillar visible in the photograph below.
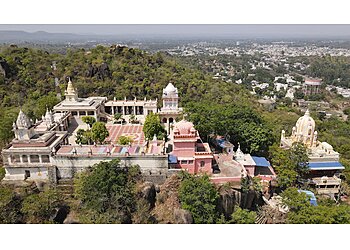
[39,155,42,163]
[122,106,125,115]
[112,106,115,115]
[27,155,31,163]
[20,155,23,163]
[133,105,136,115]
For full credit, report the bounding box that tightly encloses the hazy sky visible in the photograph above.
[1,24,350,38]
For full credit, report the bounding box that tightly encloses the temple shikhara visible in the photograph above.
[280,109,344,196]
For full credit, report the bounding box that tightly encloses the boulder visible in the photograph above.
[217,187,239,218]
[140,181,157,208]
[173,209,193,224]
[0,57,11,78]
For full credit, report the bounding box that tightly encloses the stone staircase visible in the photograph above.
[56,179,74,198]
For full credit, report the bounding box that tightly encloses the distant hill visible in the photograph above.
[0,30,108,43]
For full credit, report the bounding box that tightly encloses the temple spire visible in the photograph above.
[65,78,78,101]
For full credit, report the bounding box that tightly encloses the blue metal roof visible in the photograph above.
[251,156,271,167]
[168,155,178,164]
[298,190,317,206]
[308,162,344,170]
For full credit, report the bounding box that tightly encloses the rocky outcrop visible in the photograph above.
[173,208,193,224]
[63,210,80,224]
[152,174,182,223]
[217,186,241,219]
[139,181,157,209]
[85,62,111,80]
[0,57,11,78]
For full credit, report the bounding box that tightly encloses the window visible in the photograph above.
[30,155,40,163]
[79,111,86,116]
[87,111,95,116]
[71,111,77,116]
[188,160,194,164]
[22,155,28,163]
[200,161,205,167]
[11,155,20,163]
[41,155,50,163]
[180,160,187,164]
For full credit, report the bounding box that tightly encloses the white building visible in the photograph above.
[53,79,107,121]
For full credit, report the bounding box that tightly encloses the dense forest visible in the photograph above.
[1,44,350,223]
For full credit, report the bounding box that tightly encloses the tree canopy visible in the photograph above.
[143,113,165,140]
[74,159,141,223]
[91,122,109,144]
[178,172,219,224]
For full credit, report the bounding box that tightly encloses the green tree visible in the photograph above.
[21,189,62,224]
[281,187,350,224]
[178,172,219,224]
[82,116,96,128]
[0,186,22,223]
[290,142,309,176]
[143,113,165,140]
[270,142,309,189]
[230,207,256,224]
[74,159,141,223]
[129,114,138,124]
[117,135,133,145]
[75,129,93,145]
[33,92,60,119]
[114,113,123,123]
[0,108,18,146]
[0,167,5,181]
[91,122,109,144]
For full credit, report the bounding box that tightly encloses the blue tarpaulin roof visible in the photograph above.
[251,156,271,167]
[308,162,344,170]
[298,190,317,206]
[216,138,233,148]
[168,155,178,164]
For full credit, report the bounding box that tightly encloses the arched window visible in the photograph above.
[200,161,205,167]
[162,118,167,123]
[169,117,174,123]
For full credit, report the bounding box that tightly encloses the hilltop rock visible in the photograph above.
[85,62,111,80]
[152,174,182,223]
[0,57,10,78]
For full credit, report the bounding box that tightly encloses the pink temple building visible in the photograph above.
[170,120,213,174]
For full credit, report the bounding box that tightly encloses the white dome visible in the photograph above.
[163,83,178,96]
[295,109,315,139]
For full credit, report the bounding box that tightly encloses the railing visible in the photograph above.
[312,177,341,186]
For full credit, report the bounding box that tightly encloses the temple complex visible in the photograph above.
[280,109,344,196]
[0,81,199,184]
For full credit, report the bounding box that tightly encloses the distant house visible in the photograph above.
[303,78,322,95]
